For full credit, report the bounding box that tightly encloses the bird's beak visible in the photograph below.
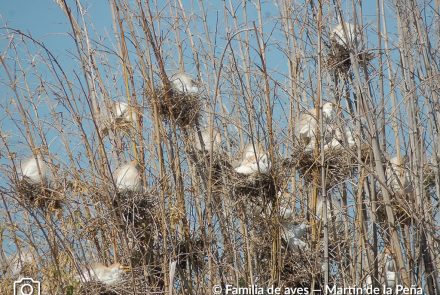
[121,265,132,272]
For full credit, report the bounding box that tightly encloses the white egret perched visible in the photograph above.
[194,128,222,153]
[331,22,359,48]
[76,263,129,285]
[297,102,336,152]
[386,156,413,196]
[113,101,138,125]
[113,161,142,193]
[170,72,200,95]
[234,143,270,175]
[19,154,50,185]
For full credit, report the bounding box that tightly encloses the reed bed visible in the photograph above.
[1,0,440,294]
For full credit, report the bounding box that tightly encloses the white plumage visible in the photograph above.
[113,101,138,124]
[114,161,142,193]
[76,263,127,285]
[280,217,309,251]
[20,155,50,185]
[194,128,222,152]
[234,143,270,175]
[386,156,413,195]
[171,72,200,95]
[331,22,358,48]
[297,102,355,152]
[297,102,337,152]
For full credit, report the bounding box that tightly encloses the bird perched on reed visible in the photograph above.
[194,128,222,153]
[113,161,143,194]
[297,102,336,152]
[113,101,138,125]
[19,154,50,186]
[76,263,129,285]
[330,22,359,49]
[386,156,413,196]
[170,72,200,95]
[280,210,309,251]
[234,143,270,175]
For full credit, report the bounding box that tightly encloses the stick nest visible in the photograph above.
[150,87,202,128]
[326,42,374,74]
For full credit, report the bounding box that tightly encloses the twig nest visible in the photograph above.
[152,72,202,128]
[291,143,368,188]
[16,155,62,210]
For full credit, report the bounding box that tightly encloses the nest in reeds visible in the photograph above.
[376,197,412,226]
[326,42,373,74]
[16,180,63,211]
[281,248,322,288]
[189,150,233,189]
[77,270,153,295]
[174,237,205,271]
[231,172,277,206]
[113,192,158,253]
[151,86,201,128]
[291,144,370,187]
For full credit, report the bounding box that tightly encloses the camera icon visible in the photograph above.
[13,278,41,295]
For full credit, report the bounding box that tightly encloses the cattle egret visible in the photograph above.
[326,127,356,150]
[113,101,138,124]
[234,143,270,175]
[331,22,358,48]
[20,155,50,185]
[386,156,413,195]
[315,196,344,232]
[76,263,129,285]
[114,161,142,193]
[297,102,337,152]
[171,72,200,95]
[281,221,309,251]
[194,128,222,152]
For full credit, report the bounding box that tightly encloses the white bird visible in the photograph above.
[326,126,356,150]
[331,22,359,48]
[234,143,270,175]
[113,161,142,193]
[171,72,200,95]
[315,196,344,233]
[113,101,138,124]
[19,155,50,185]
[386,156,413,195]
[281,222,309,251]
[297,102,337,152]
[76,263,129,285]
[194,128,222,152]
